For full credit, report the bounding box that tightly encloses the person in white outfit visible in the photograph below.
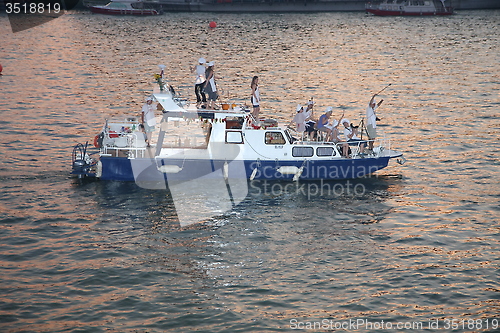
[366,94,383,150]
[193,58,207,108]
[342,118,365,155]
[251,76,260,118]
[292,104,313,133]
[141,97,156,146]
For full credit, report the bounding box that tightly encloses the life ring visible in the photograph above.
[94,135,100,148]
[94,132,104,148]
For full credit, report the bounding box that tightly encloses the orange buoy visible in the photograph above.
[209,21,217,28]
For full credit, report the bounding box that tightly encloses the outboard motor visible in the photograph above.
[71,142,95,179]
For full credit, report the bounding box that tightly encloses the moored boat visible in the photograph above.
[71,71,405,186]
[89,0,160,15]
[365,0,453,16]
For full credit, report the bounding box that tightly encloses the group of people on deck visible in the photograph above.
[141,57,384,157]
[192,58,261,120]
[291,95,383,157]
[193,57,218,110]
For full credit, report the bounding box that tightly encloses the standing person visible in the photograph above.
[250,76,260,118]
[203,61,218,110]
[193,58,207,108]
[290,105,305,132]
[366,94,383,150]
[141,97,156,146]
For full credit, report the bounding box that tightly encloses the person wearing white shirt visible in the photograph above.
[141,97,156,146]
[342,118,365,155]
[251,76,260,118]
[292,104,313,133]
[193,58,207,108]
[366,94,383,150]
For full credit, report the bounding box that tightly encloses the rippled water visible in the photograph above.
[1,9,499,332]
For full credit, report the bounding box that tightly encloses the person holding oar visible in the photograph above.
[366,84,389,150]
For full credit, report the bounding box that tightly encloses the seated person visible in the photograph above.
[342,119,365,155]
[291,101,315,136]
[316,107,334,141]
[303,100,317,140]
[329,121,349,157]
[132,124,148,147]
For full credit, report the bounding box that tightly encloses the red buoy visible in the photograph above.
[0,64,3,74]
[209,21,217,28]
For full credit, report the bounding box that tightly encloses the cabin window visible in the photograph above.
[265,132,286,145]
[316,147,337,157]
[225,117,244,129]
[226,131,243,144]
[292,146,314,157]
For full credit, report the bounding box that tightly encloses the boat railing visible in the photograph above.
[286,126,393,158]
[101,132,148,158]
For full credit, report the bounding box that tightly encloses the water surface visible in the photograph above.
[0,9,499,332]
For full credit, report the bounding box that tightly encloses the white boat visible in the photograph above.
[89,0,160,15]
[366,0,453,16]
[72,73,404,185]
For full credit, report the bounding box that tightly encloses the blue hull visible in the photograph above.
[100,156,394,182]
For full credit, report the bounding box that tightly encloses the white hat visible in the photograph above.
[198,58,206,64]
[146,96,153,102]
[325,106,333,113]
[308,100,315,105]
[341,118,350,126]
[296,104,302,112]
[207,61,214,66]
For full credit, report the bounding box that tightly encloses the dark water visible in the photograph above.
[1,9,499,332]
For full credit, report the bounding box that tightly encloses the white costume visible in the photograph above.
[366,100,378,129]
[142,100,156,129]
[293,105,313,132]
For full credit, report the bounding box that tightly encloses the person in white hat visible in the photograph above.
[141,96,156,145]
[303,99,317,140]
[291,103,311,133]
[342,118,366,155]
[316,107,334,141]
[203,61,218,109]
[193,58,207,108]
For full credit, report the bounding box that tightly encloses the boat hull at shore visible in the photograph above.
[89,0,160,15]
[365,8,453,16]
[89,7,159,15]
[146,0,498,12]
[366,0,453,16]
[158,1,366,13]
